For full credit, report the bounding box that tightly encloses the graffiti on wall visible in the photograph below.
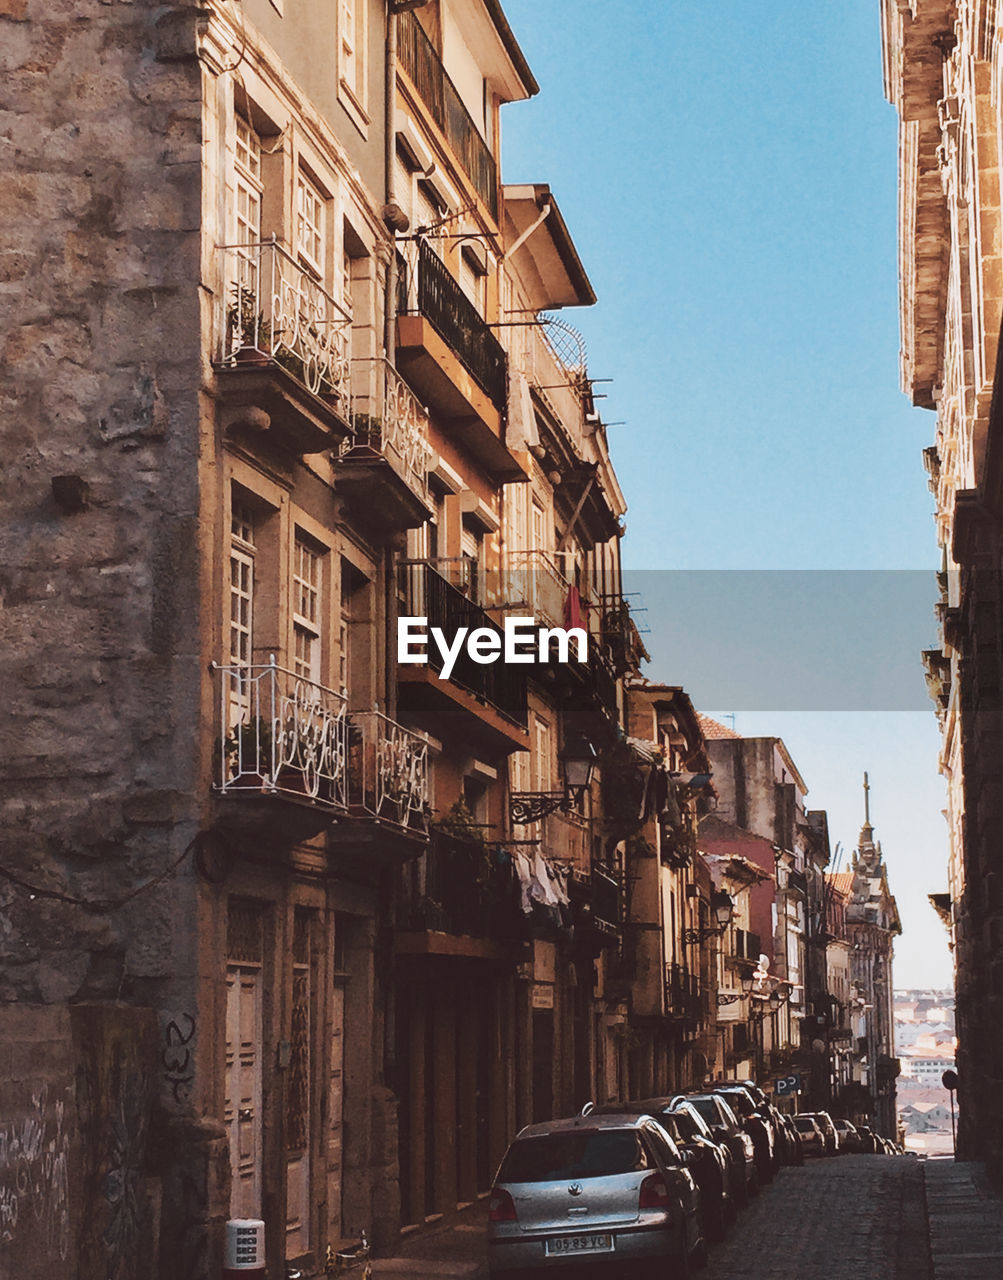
[160,1011,196,1108]
[0,1085,71,1263]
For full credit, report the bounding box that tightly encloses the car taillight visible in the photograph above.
[489,1188,517,1222]
[638,1172,672,1210]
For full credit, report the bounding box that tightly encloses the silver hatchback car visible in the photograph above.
[487,1112,705,1277]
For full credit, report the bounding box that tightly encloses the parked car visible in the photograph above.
[833,1119,862,1154]
[799,1110,838,1157]
[712,1084,777,1180]
[618,1099,735,1242]
[792,1114,826,1158]
[776,1113,805,1165]
[855,1125,881,1154]
[683,1092,759,1206]
[487,1112,706,1277]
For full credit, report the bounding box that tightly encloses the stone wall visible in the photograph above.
[0,1,204,992]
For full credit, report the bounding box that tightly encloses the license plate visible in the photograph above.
[545,1233,613,1256]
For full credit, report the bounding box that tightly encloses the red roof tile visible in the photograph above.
[697,713,741,740]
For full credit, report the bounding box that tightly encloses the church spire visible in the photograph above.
[859,771,875,849]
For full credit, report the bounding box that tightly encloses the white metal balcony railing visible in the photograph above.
[218,238,352,402]
[501,549,583,629]
[347,357,431,503]
[348,711,429,833]
[215,658,348,810]
[522,320,586,440]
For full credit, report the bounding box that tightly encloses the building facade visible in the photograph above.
[882,0,1003,1168]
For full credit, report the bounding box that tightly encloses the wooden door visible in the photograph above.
[225,965,263,1219]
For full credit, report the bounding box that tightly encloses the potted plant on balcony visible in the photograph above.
[226,282,272,362]
[223,716,274,786]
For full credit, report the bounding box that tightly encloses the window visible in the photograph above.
[293,536,323,683]
[340,0,365,104]
[533,717,552,792]
[230,501,256,720]
[233,117,263,295]
[297,171,326,278]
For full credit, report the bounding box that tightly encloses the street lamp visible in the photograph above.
[510,732,598,825]
[682,890,735,944]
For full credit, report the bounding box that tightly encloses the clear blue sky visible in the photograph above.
[500,0,952,986]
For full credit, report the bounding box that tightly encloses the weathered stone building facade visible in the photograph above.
[883,0,1003,1169]
[0,0,896,1273]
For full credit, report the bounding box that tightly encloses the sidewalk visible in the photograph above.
[370,1200,489,1280]
[925,1159,1003,1279]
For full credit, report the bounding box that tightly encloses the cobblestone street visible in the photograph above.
[701,1156,929,1279]
[372,1158,1003,1280]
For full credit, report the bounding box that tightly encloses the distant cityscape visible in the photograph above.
[895,989,956,1155]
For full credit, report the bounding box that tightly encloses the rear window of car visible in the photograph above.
[498,1130,652,1183]
[718,1090,754,1117]
[687,1097,722,1128]
[793,1117,817,1132]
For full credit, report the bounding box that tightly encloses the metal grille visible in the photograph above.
[227,898,265,963]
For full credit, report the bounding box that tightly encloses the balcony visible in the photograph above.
[500,550,583,631]
[345,711,430,836]
[336,358,433,536]
[544,806,591,874]
[213,662,430,857]
[787,869,808,896]
[395,830,527,960]
[731,928,762,963]
[397,559,528,750]
[665,963,706,1028]
[213,659,348,842]
[397,242,521,482]
[397,11,498,219]
[215,239,352,454]
[570,863,621,950]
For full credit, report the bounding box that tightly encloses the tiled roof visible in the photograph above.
[827,871,855,898]
[697,713,741,740]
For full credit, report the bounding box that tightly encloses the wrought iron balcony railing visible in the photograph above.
[347,357,431,503]
[347,711,429,834]
[397,11,498,218]
[398,240,507,411]
[214,659,348,810]
[398,559,528,725]
[398,830,524,938]
[217,238,352,402]
[665,963,706,1026]
[787,869,808,896]
[500,550,584,630]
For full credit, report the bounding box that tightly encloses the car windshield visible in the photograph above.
[498,1130,652,1183]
